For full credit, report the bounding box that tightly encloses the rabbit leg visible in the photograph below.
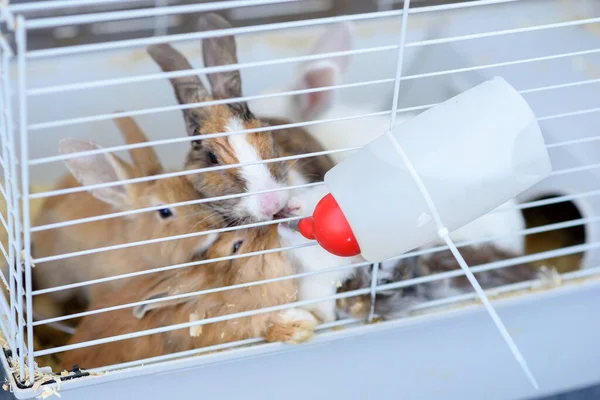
[532,266,563,289]
[298,274,343,323]
[265,308,317,344]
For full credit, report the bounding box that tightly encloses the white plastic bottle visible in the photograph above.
[296,77,552,263]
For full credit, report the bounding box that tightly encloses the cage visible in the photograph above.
[0,0,599,399]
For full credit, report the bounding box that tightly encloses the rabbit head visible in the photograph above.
[58,117,223,269]
[147,14,292,224]
[249,21,354,123]
[294,22,354,121]
[131,223,298,327]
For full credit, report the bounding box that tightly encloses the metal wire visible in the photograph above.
[0,35,19,357]
[24,0,304,29]
[8,0,150,13]
[16,14,36,380]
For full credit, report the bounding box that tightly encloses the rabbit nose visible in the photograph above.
[259,193,283,216]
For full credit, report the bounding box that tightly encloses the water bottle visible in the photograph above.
[293,77,552,262]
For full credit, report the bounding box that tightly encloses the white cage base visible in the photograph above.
[4,274,600,400]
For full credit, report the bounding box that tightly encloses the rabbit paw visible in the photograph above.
[336,295,370,320]
[302,302,337,323]
[533,266,562,289]
[266,308,318,344]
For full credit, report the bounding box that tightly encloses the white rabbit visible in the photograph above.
[249,22,413,166]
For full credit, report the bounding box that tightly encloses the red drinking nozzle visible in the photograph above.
[296,193,361,257]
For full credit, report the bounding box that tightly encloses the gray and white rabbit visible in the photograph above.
[337,244,559,321]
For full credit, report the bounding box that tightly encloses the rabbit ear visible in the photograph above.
[132,273,197,319]
[198,13,253,118]
[113,115,163,176]
[296,22,354,120]
[59,139,134,209]
[132,291,190,319]
[198,13,243,100]
[147,43,210,104]
[307,22,353,75]
[147,43,211,137]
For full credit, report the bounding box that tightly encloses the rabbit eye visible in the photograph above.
[207,151,219,165]
[158,208,173,219]
[232,240,244,254]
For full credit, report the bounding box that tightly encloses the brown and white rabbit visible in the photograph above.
[337,246,552,321]
[60,224,317,370]
[32,117,223,311]
[147,13,333,224]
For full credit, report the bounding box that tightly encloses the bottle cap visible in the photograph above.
[296,193,361,257]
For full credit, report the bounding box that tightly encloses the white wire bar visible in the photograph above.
[28,184,600,235]
[31,181,326,232]
[405,17,600,48]
[551,160,600,177]
[8,0,151,13]
[538,107,600,122]
[23,0,303,30]
[0,36,19,357]
[16,15,36,379]
[547,136,600,149]
[412,264,600,313]
[3,29,28,382]
[366,0,412,324]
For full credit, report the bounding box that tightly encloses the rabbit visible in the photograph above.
[32,116,223,313]
[336,200,528,321]
[248,21,415,166]
[337,244,549,321]
[60,224,317,370]
[147,13,333,225]
[277,184,365,323]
